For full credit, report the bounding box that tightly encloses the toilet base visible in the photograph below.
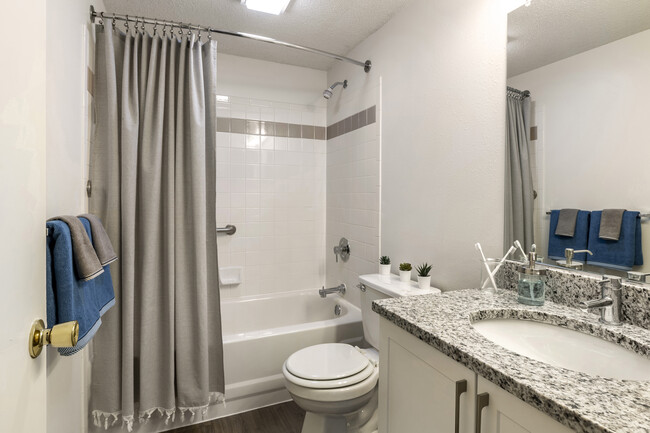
[298,389,378,433]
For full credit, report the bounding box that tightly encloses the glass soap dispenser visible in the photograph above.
[517,244,547,306]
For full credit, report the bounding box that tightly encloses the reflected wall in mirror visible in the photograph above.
[506,0,650,277]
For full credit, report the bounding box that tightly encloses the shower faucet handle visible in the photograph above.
[333,237,350,263]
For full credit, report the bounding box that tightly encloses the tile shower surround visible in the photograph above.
[496,260,650,330]
[215,98,378,298]
[216,105,376,141]
[215,97,327,298]
[326,91,381,309]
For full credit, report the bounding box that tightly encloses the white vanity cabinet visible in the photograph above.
[379,318,574,433]
[477,377,573,433]
[379,319,476,433]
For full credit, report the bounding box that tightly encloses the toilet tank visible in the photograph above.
[359,274,441,349]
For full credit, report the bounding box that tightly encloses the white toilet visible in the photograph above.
[282,273,441,433]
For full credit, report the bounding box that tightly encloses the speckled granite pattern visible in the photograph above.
[496,261,650,330]
[373,289,650,433]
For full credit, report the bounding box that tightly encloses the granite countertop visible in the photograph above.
[373,289,650,433]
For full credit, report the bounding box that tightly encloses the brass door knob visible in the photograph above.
[29,319,79,358]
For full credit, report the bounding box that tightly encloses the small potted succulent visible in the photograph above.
[379,256,391,276]
[399,263,412,283]
[415,263,432,290]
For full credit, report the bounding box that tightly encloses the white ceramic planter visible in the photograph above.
[399,270,411,283]
[379,264,391,276]
[417,276,431,290]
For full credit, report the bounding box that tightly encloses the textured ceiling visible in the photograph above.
[508,0,650,77]
[101,0,411,70]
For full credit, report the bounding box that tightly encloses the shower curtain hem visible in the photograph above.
[92,392,225,431]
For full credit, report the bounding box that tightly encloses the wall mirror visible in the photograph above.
[505,0,650,281]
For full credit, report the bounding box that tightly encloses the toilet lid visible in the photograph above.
[286,343,370,381]
[283,361,376,389]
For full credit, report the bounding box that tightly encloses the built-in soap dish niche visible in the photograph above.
[219,267,242,286]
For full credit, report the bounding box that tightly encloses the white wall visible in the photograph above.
[46,1,104,432]
[328,0,507,290]
[217,52,327,107]
[508,29,650,272]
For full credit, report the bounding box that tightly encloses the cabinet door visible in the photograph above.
[476,377,574,433]
[379,319,476,433]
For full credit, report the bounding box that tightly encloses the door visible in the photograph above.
[0,1,47,432]
[379,319,476,433]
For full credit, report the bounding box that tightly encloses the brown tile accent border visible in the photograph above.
[216,117,326,140]
[326,105,376,140]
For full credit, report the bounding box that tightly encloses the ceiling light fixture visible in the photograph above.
[241,0,291,15]
[505,0,532,13]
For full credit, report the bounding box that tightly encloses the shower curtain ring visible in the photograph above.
[124,15,129,30]
[112,14,116,30]
[208,28,212,40]
[153,21,158,36]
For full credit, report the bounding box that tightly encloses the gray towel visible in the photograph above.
[79,214,118,266]
[599,209,626,241]
[555,209,579,237]
[48,215,104,281]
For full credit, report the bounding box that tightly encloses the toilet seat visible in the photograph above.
[286,343,370,381]
[283,361,375,389]
[283,362,379,403]
[282,343,380,402]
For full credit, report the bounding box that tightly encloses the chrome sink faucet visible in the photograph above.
[319,283,346,298]
[579,275,623,326]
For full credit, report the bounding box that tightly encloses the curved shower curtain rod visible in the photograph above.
[89,6,372,73]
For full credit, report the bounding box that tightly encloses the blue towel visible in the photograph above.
[587,211,643,271]
[46,219,116,356]
[548,210,591,262]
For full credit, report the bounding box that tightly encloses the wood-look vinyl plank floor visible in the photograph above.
[168,401,305,433]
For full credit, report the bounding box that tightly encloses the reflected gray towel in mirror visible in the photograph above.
[599,209,626,240]
[554,209,579,237]
[47,215,104,281]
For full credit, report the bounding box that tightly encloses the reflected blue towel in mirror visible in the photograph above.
[46,218,116,356]
[587,211,643,271]
[548,210,591,261]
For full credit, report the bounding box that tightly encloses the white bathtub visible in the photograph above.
[220,289,363,414]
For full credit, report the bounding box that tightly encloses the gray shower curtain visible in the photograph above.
[89,25,224,431]
[504,92,534,252]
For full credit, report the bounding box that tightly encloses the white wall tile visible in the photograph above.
[218,95,327,297]
[325,87,381,308]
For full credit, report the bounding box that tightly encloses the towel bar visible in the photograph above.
[217,225,236,235]
[545,211,650,218]
[48,225,237,235]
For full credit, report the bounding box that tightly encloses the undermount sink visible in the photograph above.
[472,319,650,381]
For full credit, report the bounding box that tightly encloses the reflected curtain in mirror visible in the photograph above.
[88,25,224,430]
[505,90,534,252]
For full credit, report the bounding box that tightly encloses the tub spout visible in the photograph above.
[319,284,346,298]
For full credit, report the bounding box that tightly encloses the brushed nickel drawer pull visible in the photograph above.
[454,379,468,433]
[475,392,490,433]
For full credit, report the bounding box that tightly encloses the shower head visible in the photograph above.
[323,80,348,99]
